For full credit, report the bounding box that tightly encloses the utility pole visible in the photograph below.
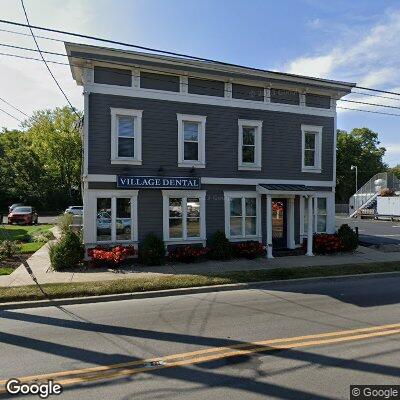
[351,165,358,192]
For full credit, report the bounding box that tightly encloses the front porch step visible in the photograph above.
[272,248,306,257]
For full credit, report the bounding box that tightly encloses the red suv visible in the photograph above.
[8,206,38,225]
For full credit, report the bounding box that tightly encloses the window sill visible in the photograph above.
[111,159,142,165]
[178,163,206,168]
[238,165,261,171]
[164,238,206,246]
[301,167,321,173]
[228,236,262,242]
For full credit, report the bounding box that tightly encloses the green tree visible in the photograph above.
[389,164,400,179]
[336,127,387,203]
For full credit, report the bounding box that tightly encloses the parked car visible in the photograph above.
[8,206,38,225]
[8,203,24,213]
[64,206,83,215]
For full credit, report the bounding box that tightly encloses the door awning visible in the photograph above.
[257,184,328,195]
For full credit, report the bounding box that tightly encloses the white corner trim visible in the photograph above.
[110,108,143,164]
[223,190,262,241]
[87,84,336,118]
[301,124,323,173]
[162,190,206,243]
[177,113,206,168]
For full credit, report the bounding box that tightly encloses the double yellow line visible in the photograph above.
[1,322,400,391]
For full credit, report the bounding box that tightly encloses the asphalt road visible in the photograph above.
[1,274,400,399]
[336,216,400,245]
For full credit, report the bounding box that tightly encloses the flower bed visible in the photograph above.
[168,245,209,263]
[311,233,343,255]
[232,241,265,259]
[88,245,136,267]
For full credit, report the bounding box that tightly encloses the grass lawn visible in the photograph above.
[0,267,13,276]
[0,224,54,253]
[0,261,399,303]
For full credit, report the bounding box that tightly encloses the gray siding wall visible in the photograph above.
[94,66,131,86]
[188,78,225,97]
[140,72,180,92]
[270,89,300,105]
[306,94,331,109]
[88,93,334,181]
[232,83,264,101]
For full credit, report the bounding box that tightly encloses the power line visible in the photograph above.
[0,27,64,43]
[2,17,400,99]
[0,107,23,122]
[0,95,28,117]
[1,46,400,118]
[20,0,78,116]
[351,90,400,102]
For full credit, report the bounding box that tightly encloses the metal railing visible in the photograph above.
[348,172,400,217]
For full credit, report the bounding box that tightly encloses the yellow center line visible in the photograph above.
[1,322,400,391]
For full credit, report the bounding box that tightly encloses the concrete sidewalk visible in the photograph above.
[1,232,400,287]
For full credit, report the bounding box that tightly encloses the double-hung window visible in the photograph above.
[316,197,327,233]
[238,119,262,170]
[224,192,261,241]
[111,108,143,165]
[163,190,206,243]
[177,114,206,168]
[301,125,322,172]
[95,191,138,243]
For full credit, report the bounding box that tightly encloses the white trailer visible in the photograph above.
[376,196,400,219]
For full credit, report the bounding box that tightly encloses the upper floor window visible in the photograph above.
[177,114,206,168]
[301,124,322,173]
[238,119,262,171]
[110,108,143,165]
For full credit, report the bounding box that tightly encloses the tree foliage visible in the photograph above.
[336,127,387,203]
[0,107,82,211]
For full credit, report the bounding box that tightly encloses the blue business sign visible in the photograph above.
[117,175,201,189]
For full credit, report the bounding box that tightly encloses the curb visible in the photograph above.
[1,270,400,310]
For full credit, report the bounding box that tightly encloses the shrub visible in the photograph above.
[88,245,135,267]
[380,188,396,197]
[57,213,73,235]
[139,233,165,266]
[208,231,233,260]
[49,231,84,271]
[232,241,265,259]
[338,224,358,252]
[0,240,21,259]
[313,234,343,255]
[168,245,208,263]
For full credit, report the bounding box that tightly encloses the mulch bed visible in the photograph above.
[0,253,32,271]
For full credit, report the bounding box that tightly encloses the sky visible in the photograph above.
[0,0,400,166]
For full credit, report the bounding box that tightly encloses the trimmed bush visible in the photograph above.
[338,224,358,252]
[0,240,21,259]
[208,231,233,260]
[168,245,208,263]
[139,233,165,266]
[49,231,84,270]
[57,213,73,235]
[232,241,265,259]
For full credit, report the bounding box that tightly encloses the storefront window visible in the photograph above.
[96,196,136,242]
[317,198,327,232]
[228,195,258,238]
[187,198,200,237]
[169,198,183,238]
[116,198,132,241]
[97,198,112,242]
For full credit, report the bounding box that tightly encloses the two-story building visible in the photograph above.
[66,42,355,257]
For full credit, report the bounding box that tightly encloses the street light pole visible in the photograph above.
[351,165,358,192]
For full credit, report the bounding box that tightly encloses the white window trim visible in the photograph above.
[301,124,322,173]
[238,119,262,171]
[314,197,328,234]
[224,191,262,242]
[177,114,206,168]
[111,108,143,165]
[162,190,206,245]
[93,189,139,244]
